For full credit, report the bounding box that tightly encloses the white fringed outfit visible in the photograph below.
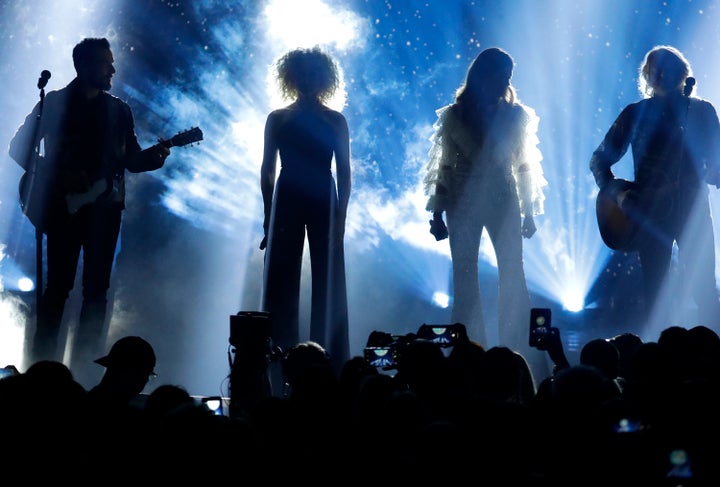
[423,101,547,347]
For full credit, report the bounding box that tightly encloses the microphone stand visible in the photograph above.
[24,78,48,327]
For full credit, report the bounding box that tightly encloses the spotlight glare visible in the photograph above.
[432,292,450,308]
[18,277,35,293]
[562,291,585,313]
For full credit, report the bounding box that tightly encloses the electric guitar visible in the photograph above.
[19,126,203,229]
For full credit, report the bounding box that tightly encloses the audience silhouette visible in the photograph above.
[0,360,87,481]
[82,335,158,479]
[3,320,720,484]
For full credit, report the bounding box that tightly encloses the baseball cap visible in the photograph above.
[94,336,157,375]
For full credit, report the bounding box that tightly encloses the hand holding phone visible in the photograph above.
[529,308,552,348]
[529,308,570,370]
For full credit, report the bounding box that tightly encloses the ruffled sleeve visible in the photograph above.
[423,102,547,217]
[514,104,547,217]
[423,104,456,212]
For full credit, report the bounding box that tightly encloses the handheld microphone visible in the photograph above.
[683,76,695,97]
[37,70,51,90]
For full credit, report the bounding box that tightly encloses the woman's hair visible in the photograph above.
[638,45,693,98]
[275,46,341,104]
[455,47,516,106]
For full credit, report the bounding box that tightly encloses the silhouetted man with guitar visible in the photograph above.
[8,37,200,378]
[591,45,720,329]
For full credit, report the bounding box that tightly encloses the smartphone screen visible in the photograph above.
[417,324,462,347]
[364,346,397,368]
[529,308,552,348]
[201,396,225,416]
[0,365,18,379]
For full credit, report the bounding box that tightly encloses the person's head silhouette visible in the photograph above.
[93,335,157,396]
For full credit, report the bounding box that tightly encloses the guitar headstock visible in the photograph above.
[165,127,203,148]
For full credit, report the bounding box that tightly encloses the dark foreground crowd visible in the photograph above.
[2,323,719,486]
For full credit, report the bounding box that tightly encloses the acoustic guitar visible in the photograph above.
[596,79,697,251]
[595,178,639,251]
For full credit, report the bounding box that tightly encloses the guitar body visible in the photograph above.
[596,178,640,251]
[18,126,203,232]
[18,170,54,231]
[65,178,109,215]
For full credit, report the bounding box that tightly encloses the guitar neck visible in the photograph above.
[159,127,204,149]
